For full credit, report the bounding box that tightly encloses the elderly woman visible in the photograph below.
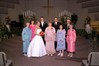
[22,22,32,56]
[66,24,76,57]
[45,22,56,56]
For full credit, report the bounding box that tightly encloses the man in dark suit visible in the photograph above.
[40,16,47,32]
[40,16,47,43]
[52,17,60,32]
[63,19,71,34]
[52,17,60,49]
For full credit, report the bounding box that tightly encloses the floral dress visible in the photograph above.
[56,29,66,51]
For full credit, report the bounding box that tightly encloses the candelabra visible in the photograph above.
[22,10,36,21]
[59,10,72,18]
[22,10,36,17]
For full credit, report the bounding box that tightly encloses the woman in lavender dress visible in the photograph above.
[56,24,66,57]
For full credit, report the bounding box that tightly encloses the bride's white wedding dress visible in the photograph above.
[27,29,46,57]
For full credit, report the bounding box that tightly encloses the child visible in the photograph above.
[56,24,66,57]
[22,22,32,56]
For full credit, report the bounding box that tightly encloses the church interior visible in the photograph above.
[0,0,99,66]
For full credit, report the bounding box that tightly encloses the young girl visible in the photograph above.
[56,24,66,57]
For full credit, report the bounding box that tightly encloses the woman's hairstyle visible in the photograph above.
[24,21,30,27]
[25,21,30,24]
[59,23,64,29]
[40,16,44,19]
[69,24,74,28]
[48,22,52,24]
[35,21,40,25]
[47,22,52,26]
[30,19,35,24]
[54,17,58,19]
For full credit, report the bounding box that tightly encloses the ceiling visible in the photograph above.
[77,0,99,13]
[0,0,19,14]
[0,0,99,14]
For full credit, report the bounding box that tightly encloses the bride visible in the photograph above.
[27,22,46,57]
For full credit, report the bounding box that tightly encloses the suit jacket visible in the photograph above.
[52,22,60,32]
[63,23,68,34]
[40,22,47,32]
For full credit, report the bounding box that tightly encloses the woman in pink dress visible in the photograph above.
[29,20,36,40]
[66,25,76,57]
[45,22,56,56]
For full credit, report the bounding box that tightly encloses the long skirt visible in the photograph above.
[46,41,56,54]
[67,41,75,53]
[27,35,46,57]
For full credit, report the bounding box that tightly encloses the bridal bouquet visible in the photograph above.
[39,31,44,36]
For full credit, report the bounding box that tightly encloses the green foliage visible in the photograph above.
[76,29,86,37]
[76,29,99,40]
[0,25,11,39]
[11,27,22,36]
[60,15,71,23]
[24,16,36,22]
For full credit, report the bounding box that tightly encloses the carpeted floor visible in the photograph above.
[0,36,98,66]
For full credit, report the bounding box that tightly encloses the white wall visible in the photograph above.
[0,0,98,28]
[0,0,25,24]
[28,0,68,21]
[8,0,25,21]
[0,0,68,24]
[67,0,97,29]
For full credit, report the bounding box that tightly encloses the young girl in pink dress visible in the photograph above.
[29,20,36,40]
[66,25,76,57]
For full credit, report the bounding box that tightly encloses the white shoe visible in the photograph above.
[70,54,73,57]
[60,53,63,57]
[24,54,27,56]
[57,53,61,56]
[68,53,70,57]
[51,54,53,56]
[47,54,49,56]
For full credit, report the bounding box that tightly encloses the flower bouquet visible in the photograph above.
[39,31,44,36]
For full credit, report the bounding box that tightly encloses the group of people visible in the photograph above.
[22,17,76,58]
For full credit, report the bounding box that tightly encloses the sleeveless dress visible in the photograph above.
[27,29,46,57]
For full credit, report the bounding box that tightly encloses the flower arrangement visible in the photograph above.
[24,16,36,22]
[0,25,7,40]
[39,31,44,36]
[22,10,37,22]
[60,15,71,23]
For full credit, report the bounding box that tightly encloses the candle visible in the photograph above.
[25,12,26,17]
[59,12,60,17]
[23,12,24,16]
[28,10,30,17]
[27,11,28,17]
